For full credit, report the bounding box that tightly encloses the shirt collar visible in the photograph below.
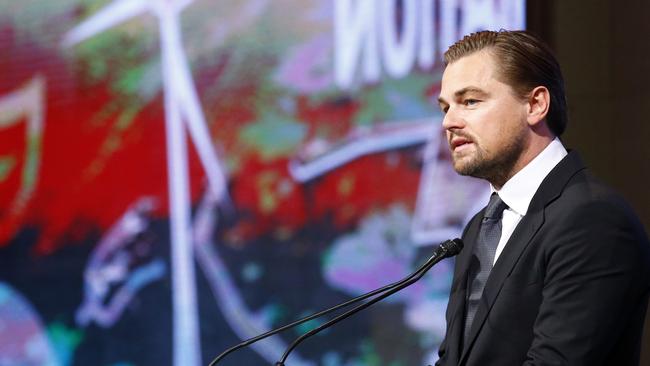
[491,138,568,216]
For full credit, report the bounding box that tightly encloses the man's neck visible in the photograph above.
[491,136,554,190]
[490,138,568,216]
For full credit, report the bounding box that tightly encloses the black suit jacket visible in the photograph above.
[436,151,650,366]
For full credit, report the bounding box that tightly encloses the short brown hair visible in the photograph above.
[444,30,568,137]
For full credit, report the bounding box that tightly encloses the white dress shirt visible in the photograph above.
[491,138,568,264]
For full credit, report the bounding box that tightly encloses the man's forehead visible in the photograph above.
[444,52,496,82]
[440,51,497,98]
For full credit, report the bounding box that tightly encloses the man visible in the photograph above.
[435,30,650,365]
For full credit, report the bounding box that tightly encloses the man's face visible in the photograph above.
[438,50,530,186]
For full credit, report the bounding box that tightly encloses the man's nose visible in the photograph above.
[441,107,463,131]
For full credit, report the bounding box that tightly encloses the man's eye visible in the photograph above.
[464,99,479,106]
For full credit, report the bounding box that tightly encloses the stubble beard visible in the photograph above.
[452,132,528,188]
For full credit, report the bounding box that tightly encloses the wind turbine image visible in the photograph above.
[63,0,229,364]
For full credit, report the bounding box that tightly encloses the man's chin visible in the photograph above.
[451,156,475,175]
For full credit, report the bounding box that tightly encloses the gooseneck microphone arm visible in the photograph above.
[275,238,463,366]
[209,271,409,365]
[209,238,463,366]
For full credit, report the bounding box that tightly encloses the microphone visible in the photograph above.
[208,238,463,365]
[275,238,463,366]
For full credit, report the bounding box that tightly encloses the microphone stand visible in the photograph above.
[274,238,463,365]
[209,238,462,365]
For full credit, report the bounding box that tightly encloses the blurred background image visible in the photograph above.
[0,1,648,365]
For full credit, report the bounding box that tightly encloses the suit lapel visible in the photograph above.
[458,151,586,364]
[459,205,545,363]
[454,212,483,291]
[445,211,483,365]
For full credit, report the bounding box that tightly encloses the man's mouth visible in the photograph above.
[450,137,473,151]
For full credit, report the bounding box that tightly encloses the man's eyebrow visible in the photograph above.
[438,86,488,105]
[454,87,488,98]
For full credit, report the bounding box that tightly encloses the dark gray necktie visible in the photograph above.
[463,193,508,348]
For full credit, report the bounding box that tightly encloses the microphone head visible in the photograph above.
[440,238,464,257]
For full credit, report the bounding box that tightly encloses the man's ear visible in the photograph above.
[527,86,550,126]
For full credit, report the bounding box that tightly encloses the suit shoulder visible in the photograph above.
[545,169,650,266]
[557,169,641,220]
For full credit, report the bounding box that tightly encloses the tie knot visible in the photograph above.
[484,193,508,220]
